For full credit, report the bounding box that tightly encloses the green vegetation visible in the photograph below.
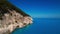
[0,0,30,16]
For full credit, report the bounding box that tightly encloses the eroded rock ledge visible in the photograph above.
[0,0,33,34]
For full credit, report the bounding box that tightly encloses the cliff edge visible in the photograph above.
[0,0,33,34]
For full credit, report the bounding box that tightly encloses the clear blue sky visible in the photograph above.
[8,0,60,18]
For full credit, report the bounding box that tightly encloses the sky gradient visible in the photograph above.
[8,0,60,18]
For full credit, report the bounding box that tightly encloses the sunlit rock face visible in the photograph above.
[0,0,33,34]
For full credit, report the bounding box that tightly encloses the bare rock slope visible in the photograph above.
[0,0,33,34]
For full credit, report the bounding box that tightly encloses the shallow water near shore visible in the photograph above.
[12,18,60,34]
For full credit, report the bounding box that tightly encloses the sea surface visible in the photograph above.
[12,18,60,34]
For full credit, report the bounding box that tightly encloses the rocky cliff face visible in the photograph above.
[0,0,33,34]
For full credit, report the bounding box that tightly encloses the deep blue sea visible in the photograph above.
[12,18,60,34]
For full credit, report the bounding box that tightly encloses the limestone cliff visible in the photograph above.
[0,0,33,34]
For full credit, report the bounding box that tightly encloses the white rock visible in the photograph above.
[0,9,33,34]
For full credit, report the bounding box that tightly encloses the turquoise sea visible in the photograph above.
[12,18,60,34]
